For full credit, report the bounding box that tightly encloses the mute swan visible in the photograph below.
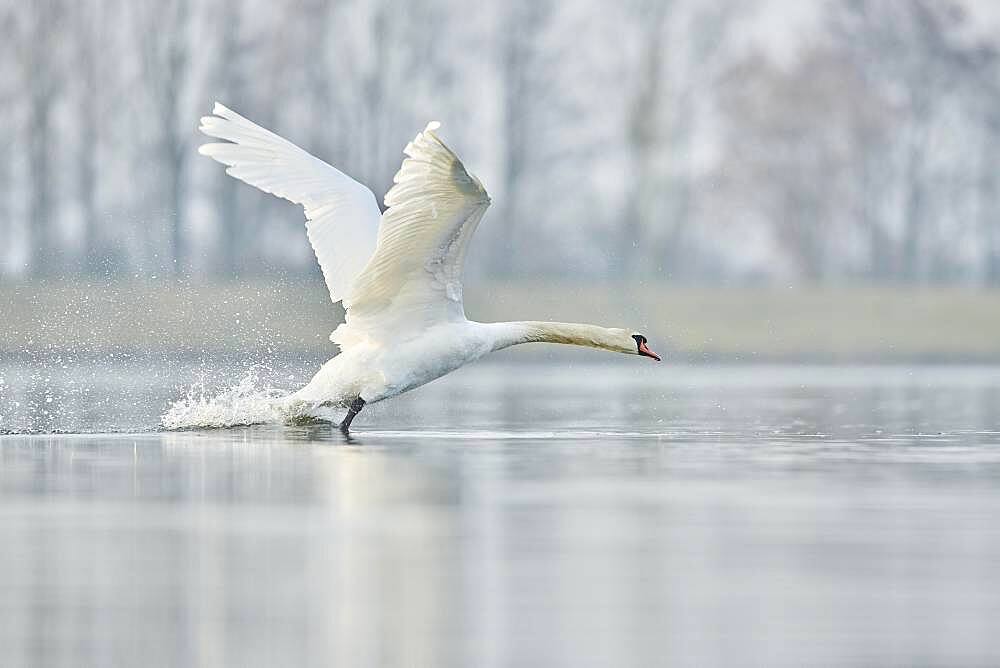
[199,103,660,432]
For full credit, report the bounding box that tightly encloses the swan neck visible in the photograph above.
[489,321,619,352]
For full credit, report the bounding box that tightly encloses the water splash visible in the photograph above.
[161,366,293,430]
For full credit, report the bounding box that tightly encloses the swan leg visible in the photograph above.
[339,397,365,434]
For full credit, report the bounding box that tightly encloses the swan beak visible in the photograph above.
[638,341,661,362]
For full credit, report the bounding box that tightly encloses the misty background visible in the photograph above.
[3,0,999,285]
[2,0,1000,363]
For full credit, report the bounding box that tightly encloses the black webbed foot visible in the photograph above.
[339,397,366,433]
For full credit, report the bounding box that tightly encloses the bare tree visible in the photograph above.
[716,49,887,281]
[618,0,740,280]
[985,128,1000,285]
[619,0,671,278]
[290,0,455,198]
[71,0,112,274]
[134,0,198,277]
[968,46,1000,285]
[353,0,458,197]
[14,0,65,276]
[833,0,990,282]
[0,6,14,270]
[656,1,740,280]
[213,0,250,278]
[486,0,599,277]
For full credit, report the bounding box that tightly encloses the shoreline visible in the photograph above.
[4,280,1000,363]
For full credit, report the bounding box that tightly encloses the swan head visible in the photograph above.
[630,333,662,361]
[595,328,661,361]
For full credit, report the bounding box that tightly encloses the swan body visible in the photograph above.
[292,321,493,408]
[198,104,660,430]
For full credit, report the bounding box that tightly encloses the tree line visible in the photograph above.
[2,0,998,284]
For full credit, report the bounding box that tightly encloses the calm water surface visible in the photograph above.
[1,360,999,667]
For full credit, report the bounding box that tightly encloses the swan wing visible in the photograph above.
[343,122,490,336]
[198,103,381,305]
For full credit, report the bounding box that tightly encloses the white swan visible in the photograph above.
[199,103,660,431]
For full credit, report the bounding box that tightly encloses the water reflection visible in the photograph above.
[1,362,1000,666]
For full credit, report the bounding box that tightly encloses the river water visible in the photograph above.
[1,359,999,666]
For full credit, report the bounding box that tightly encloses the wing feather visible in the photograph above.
[343,122,490,335]
[198,103,380,305]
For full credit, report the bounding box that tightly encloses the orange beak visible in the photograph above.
[638,340,661,361]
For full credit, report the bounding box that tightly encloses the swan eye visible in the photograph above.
[632,334,647,349]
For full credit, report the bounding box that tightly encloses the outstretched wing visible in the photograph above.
[342,122,491,336]
[198,103,380,305]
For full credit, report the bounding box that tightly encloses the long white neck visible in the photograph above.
[484,321,628,354]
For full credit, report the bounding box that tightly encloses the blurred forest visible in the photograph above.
[2,0,1000,285]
